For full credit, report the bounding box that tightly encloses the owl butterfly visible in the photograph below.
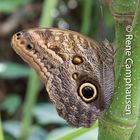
[11,28,114,127]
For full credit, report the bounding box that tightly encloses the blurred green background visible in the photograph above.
[0,0,114,140]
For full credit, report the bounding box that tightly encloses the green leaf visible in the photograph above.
[0,94,21,115]
[4,134,15,140]
[74,128,98,140]
[3,121,21,138]
[46,123,98,140]
[0,62,31,79]
[3,121,47,140]
[33,103,66,125]
[56,122,98,140]
[46,127,74,140]
[27,126,47,140]
[0,0,32,13]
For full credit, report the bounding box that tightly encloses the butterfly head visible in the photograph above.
[11,28,59,83]
[11,30,36,54]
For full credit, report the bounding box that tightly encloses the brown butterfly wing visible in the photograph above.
[11,28,114,127]
[41,29,114,127]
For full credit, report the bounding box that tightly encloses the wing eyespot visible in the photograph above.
[78,82,98,102]
[72,55,83,65]
[72,72,79,80]
[26,43,34,50]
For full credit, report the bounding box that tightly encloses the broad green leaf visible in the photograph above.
[46,127,74,140]
[0,94,21,115]
[0,0,32,13]
[27,126,47,140]
[3,121,47,140]
[57,122,98,140]
[74,128,98,140]
[0,62,30,79]
[3,134,15,140]
[33,103,66,125]
[46,124,98,140]
[3,121,21,138]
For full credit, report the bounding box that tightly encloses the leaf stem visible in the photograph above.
[39,0,58,27]
[19,70,40,140]
[98,0,140,140]
[130,0,140,138]
[80,0,93,35]
[0,115,4,140]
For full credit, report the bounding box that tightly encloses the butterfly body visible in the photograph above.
[11,28,114,127]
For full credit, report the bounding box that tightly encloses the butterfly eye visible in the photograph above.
[26,43,34,50]
[78,83,97,102]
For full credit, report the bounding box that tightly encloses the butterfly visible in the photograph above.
[11,28,114,127]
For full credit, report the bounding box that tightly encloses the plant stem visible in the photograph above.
[98,0,140,140]
[19,70,40,140]
[130,0,140,139]
[130,109,140,140]
[19,0,58,139]
[39,0,58,27]
[0,115,4,140]
[80,0,93,35]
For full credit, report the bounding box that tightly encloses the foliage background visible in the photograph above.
[0,0,114,140]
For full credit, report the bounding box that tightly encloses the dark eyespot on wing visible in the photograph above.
[26,44,34,50]
[72,55,83,65]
